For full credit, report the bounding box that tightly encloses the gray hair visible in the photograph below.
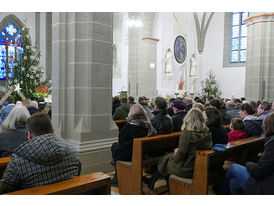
[1,105,30,131]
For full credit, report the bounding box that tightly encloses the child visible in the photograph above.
[228,118,247,142]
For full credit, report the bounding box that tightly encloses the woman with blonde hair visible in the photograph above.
[111,104,157,186]
[144,108,212,189]
[0,105,30,157]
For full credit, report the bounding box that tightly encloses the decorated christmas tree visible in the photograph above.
[9,26,50,100]
[200,70,222,100]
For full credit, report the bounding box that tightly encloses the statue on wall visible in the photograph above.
[190,53,198,78]
[164,48,173,76]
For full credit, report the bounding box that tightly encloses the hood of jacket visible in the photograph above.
[14,133,76,165]
[185,130,213,149]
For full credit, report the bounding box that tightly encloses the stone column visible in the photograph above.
[52,12,118,174]
[128,12,158,99]
[245,13,274,101]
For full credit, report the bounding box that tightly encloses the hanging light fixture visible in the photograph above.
[126,14,143,28]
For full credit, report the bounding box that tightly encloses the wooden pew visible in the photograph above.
[116,131,181,195]
[4,172,111,195]
[114,120,127,132]
[169,136,265,195]
[0,157,10,178]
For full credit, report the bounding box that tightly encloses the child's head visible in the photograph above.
[230,118,245,131]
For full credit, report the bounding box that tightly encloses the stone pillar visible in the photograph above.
[245,13,274,101]
[52,12,118,174]
[128,12,158,99]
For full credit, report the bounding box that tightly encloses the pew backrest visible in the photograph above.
[4,172,111,195]
[0,157,10,178]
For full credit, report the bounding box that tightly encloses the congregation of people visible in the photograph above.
[111,94,274,194]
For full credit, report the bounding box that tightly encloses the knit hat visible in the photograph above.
[173,99,187,110]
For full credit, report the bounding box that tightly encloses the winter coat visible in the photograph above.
[243,115,263,137]
[112,103,131,120]
[0,125,28,158]
[228,130,247,142]
[142,105,155,120]
[208,125,228,145]
[158,129,212,178]
[220,107,230,125]
[0,133,81,194]
[1,104,15,121]
[27,106,40,115]
[113,121,157,161]
[151,110,173,135]
[227,107,241,122]
[244,135,274,194]
[256,110,273,128]
[172,111,187,132]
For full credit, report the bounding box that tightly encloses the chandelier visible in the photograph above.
[126,16,143,28]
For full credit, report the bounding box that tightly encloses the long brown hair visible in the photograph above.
[181,108,208,132]
[263,113,274,137]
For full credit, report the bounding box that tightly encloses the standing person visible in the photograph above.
[203,106,228,145]
[144,108,212,189]
[0,113,81,194]
[0,106,30,157]
[151,97,173,134]
[112,97,131,120]
[239,103,263,137]
[111,104,157,186]
[1,96,15,121]
[171,99,187,132]
[223,112,274,195]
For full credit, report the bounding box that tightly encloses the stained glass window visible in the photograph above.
[230,12,248,63]
[0,22,23,80]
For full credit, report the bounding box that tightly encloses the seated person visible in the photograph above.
[144,108,212,189]
[151,97,173,134]
[1,96,15,121]
[239,103,263,137]
[256,101,272,128]
[171,99,187,132]
[226,100,241,122]
[111,104,157,186]
[228,118,247,142]
[139,96,154,120]
[112,97,131,120]
[203,106,228,145]
[0,106,30,157]
[223,113,274,195]
[0,113,81,194]
[209,98,230,125]
[27,101,40,115]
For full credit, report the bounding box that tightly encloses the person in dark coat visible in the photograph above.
[0,113,81,194]
[167,98,176,117]
[203,106,228,145]
[209,98,230,125]
[0,106,30,157]
[37,96,46,112]
[112,97,131,120]
[171,99,187,132]
[151,97,173,134]
[112,96,121,115]
[128,96,136,105]
[239,103,263,137]
[226,100,241,122]
[27,101,40,115]
[111,104,157,187]
[143,108,212,190]
[223,113,274,195]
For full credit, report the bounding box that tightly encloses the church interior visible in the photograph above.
[0,0,273,198]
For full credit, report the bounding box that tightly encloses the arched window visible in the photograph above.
[0,22,23,80]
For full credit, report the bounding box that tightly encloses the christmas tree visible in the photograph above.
[9,26,50,100]
[200,70,222,100]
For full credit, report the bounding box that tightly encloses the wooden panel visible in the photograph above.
[0,157,10,178]
[4,172,111,195]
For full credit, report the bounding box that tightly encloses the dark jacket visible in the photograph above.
[27,106,40,115]
[243,116,263,137]
[112,102,121,115]
[112,103,131,120]
[256,110,273,128]
[151,110,173,135]
[185,104,192,113]
[208,125,228,145]
[167,107,174,117]
[0,133,81,194]
[0,126,28,157]
[158,130,212,178]
[114,122,156,161]
[227,107,241,122]
[220,107,230,125]
[172,111,187,132]
[244,135,274,194]
[38,102,46,112]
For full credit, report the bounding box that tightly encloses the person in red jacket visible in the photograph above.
[228,118,247,142]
